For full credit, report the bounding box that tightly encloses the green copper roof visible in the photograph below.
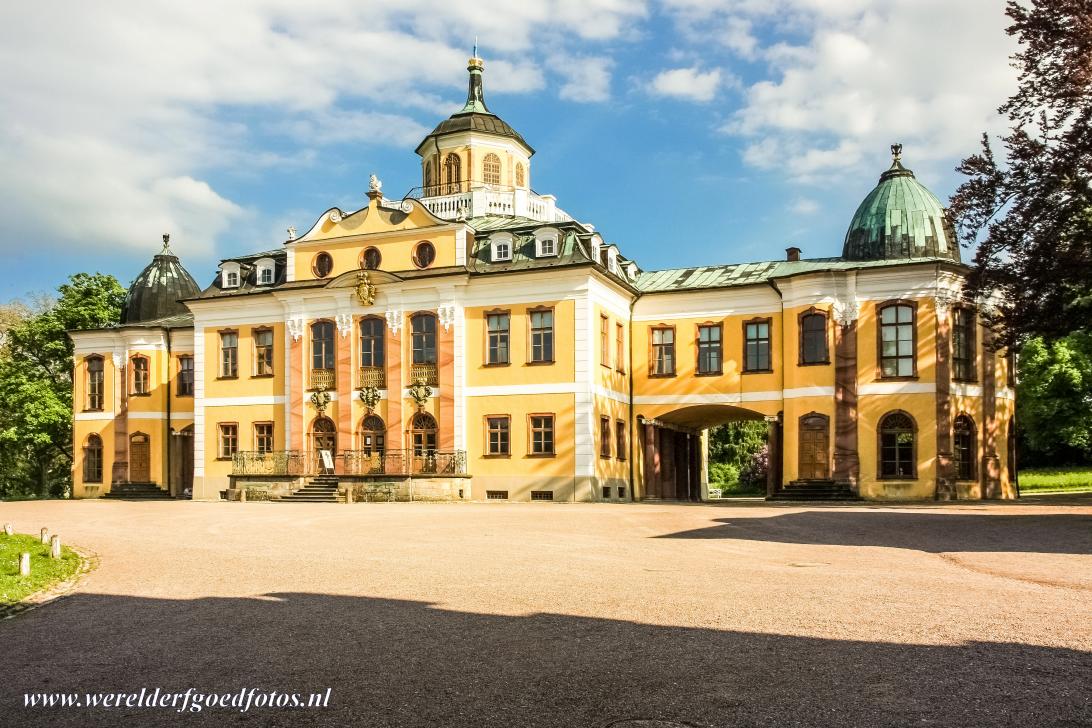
[121,236,201,324]
[842,146,959,262]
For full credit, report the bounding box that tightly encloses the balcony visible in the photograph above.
[410,362,438,386]
[232,450,467,477]
[358,366,386,389]
[396,185,573,224]
[309,368,335,390]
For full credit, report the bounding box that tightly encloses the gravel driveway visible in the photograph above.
[2,497,1090,727]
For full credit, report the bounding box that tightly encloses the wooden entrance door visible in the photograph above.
[130,433,151,482]
[798,414,830,480]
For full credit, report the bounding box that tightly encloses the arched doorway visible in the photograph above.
[410,412,438,473]
[310,417,337,473]
[169,425,195,497]
[130,432,151,482]
[359,415,385,455]
[798,413,830,480]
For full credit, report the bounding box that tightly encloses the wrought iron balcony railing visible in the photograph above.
[358,366,385,389]
[410,362,438,386]
[232,449,467,477]
[309,368,335,390]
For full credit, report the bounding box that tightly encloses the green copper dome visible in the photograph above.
[842,145,959,263]
[121,235,201,325]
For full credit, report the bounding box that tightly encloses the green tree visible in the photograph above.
[0,274,125,498]
[708,421,767,473]
[1016,333,1092,465]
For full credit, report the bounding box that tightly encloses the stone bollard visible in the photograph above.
[239,488,247,503]
[3,523,12,537]
[40,527,49,544]
[19,552,30,577]
[50,535,62,559]
[345,487,353,504]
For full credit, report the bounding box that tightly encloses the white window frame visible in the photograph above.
[220,262,241,289]
[589,234,603,263]
[607,247,619,274]
[491,234,513,262]
[534,227,560,258]
[255,257,275,286]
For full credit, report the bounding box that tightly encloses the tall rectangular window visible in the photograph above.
[177,356,194,396]
[254,329,274,376]
[218,424,238,459]
[254,423,274,454]
[131,356,150,395]
[530,414,555,455]
[359,318,385,368]
[600,315,610,368]
[952,307,976,381]
[486,416,510,456]
[615,323,625,373]
[530,309,554,363]
[600,416,611,458]
[86,356,104,410]
[487,312,510,365]
[800,312,829,364]
[744,320,771,372]
[616,420,626,461]
[651,327,675,376]
[311,321,336,370]
[697,324,722,375]
[220,332,238,378]
[879,304,915,377]
[411,314,437,364]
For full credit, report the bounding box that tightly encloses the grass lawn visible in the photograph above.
[1018,466,1092,493]
[0,533,82,607]
[710,482,765,498]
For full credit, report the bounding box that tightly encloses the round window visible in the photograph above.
[312,252,334,278]
[413,241,436,269]
[360,247,382,270]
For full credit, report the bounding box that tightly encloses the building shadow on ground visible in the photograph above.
[656,510,1092,554]
[4,591,1091,727]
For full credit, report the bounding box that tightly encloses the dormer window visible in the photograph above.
[607,247,619,274]
[589,234,603,262]
[491,234,513,262]
[221,262,241,289]
[534,228,560,258]
[254,257,275,286]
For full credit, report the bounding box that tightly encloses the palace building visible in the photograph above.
[69,54,1016,503]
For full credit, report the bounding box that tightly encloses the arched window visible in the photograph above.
[360,247,381,270]
[131,355,150,395]
[86,355,104,411]
[412,241,435,269]
[423,162,433,193]
[359,415,385,455]
[800,310,829,364]
[515,162,525,188]
[84,434,103,483]
[411,313,437,364]
[411,411,438,456]
[953,414,977,481]
[443,153,461,193]
[312,252,334,278]
[879,411,916,479]
[310,321,336,386]
[310,417,337,471]
[878,302,916,377]
[359,317,385,369]
[483,153,501,186]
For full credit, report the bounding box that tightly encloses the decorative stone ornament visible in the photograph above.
[355,272,377,306]
[335,313,353,338]
[438,303,456,332]
[400,200,413,214]
[833,297,860,328]
[286,226,297,241]
[385,308,402,335]
[359,385,381,412]
[286,318,305,342]
[409,377,432,410]
[934,290,957,322]
[310,386,331,415]
[369,174,382,193]
[329,209,342,223]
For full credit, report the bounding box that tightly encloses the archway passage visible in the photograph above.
[170,425,195,497]
[639,405,768,502]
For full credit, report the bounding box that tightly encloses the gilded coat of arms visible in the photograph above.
[355,272,377,306]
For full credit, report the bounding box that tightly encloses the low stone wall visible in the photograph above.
[343,477,467,502]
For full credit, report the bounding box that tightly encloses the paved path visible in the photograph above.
[2,497,1090,727]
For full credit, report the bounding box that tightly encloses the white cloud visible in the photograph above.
[649,67,724,102]
[696,0,1019,181]
[558,56,614,102]
[0,0,647,260]
[790,197,820,215]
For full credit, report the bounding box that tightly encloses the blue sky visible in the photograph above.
[0,0,1016,301]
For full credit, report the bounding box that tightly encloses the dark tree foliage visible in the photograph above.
[708,420,767,473]
[1015,332,1092,464]
[949,0,1092,344]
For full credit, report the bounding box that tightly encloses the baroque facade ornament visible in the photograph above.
[286,317,305,342]
[385,308,403,335]
[355,272,377,306]
[833,297,860,328]
[408,377,432,409]
[359,385,381,412]
[369,174,382,193]
[437,303,456,332]
[335,313,353,338]
[309,386,331,415]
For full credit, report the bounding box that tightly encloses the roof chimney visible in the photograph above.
[786,246,801,262]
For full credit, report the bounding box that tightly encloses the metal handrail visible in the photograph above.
[232,449,467,476]
[358,366,386,389]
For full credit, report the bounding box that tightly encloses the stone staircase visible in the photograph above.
[275,476,341,503]
[767,479,861,502]
[102,482,173,500]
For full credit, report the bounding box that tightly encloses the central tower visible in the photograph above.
[415,54,534,196]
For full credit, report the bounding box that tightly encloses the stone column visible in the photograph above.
[111,352,129,483]
[833,321,860,490]
[981,326,1001,498]
[386,318,403,458]
[336,317,354,462]
[289,329,304,451]
[641,420,658,499]
[438,313,455,450]
[765,414,782,497]
[935,308,955,500]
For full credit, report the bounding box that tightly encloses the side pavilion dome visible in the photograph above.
[842,145,960,262]
[121,234,201,324]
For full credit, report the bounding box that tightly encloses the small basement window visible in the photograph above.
[617,487,626,499]
[531,490,554,501]
[601,486,611,500]
[486,490,509,500]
